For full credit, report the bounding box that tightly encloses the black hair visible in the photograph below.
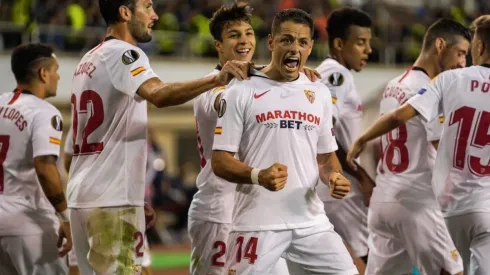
[271,8,314,37]
[98,0,136,25]
[422,18,471,51]
[209,4,253,41]
[11,43,55,84]
[326,7,372,49]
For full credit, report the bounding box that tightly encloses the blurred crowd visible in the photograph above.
[0,0,487,63]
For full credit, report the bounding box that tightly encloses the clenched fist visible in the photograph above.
[258,163,288,191]
[329,172,351,199]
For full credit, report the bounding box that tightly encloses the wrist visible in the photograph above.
[250,168,261,185]
[57,209,69,222]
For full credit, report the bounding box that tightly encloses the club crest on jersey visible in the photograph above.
[217,98,227,118]
[328,72,344,86]
[51,115,63,131]
[304,90,316,104]
[122,49,140,65]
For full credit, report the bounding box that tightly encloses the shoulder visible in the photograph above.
[32,99,63,130]
[316,58,352,88]
[100,40,149,66]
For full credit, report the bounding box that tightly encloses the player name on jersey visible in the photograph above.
[0,106,27,131]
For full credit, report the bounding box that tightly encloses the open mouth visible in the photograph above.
[236,49,251,56]
[283,56,299,70]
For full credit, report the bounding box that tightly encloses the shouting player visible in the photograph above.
[315,8,374,270]
[365,18,469,275]
[67,0,251,273]
[0,44,72,274]
[348,15,490,274]
[188,4,318,274]
[212,8,357,274]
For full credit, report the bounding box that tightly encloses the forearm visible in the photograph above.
[35,157,67,212]
[336,142,372,182]
[212,151,254,184]
[152,75,220,107]
[358,112,405,144]
[318,152,343,178]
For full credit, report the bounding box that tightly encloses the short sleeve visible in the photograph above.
[424,114,444,142]
[317,87,338,154]
[408,73,445,122]
[318,72,351,121]
[212,81,247,153]
[31,107,63,158]
[106,47,159,98]
[200,86,226,117]
[64,127,73,155]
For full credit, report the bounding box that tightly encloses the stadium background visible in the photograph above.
[0,0,486,274]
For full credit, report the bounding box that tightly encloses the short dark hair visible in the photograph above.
[422,18,471,51]
[209,4,253,41]
[271,8,314,37]
[326,7,372,49]
[473,16,490,55]
[98,0,135,25]
[11,43,55,84]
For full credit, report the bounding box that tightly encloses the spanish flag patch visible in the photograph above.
[49,137,61,145]
[439,116,445,123]
[332,96,338,104]
[215,127,222,135]
[130,66,146,76]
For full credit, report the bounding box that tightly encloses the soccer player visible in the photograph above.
[315,7,374,269]
[189,4,318,274]
[63,128,153,275]
[211,8,357,274]
[365,18,470,275]
[347,15,490,274]
[0,43,72,274]
[67,0,251,273]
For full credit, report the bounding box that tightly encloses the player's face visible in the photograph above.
[128,0,158,43]
[440,37,469,70]
[269,21,313,81]
[341,26,372,72]
[45,57,60,98]
[216,21,255,63]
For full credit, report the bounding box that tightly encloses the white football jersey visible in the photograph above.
[0,90,62,235]
[374,67,443,204]
[188,68,237,224]
[213,72,337,231]
[315,58,363,201]
[408,65,490,217]
[67,38,158,208]
[64,127,73,155]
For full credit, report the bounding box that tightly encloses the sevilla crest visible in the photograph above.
[304,90,316,103]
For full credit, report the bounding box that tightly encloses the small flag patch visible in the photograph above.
[49,137,61,145]
[332,96,337,104]
[439,116,445,123]
[130,66,145,76]
[215,127,222,135]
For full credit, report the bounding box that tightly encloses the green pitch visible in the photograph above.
[151,252,190,269]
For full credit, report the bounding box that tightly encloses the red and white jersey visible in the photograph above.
[213,72,337,231]
[315,58,363,201]
[408,64,490,216]
[188,68,236,223]
[67,38,158,208]
[0,90,62,235]
[374,67,443,204]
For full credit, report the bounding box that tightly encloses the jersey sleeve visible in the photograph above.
[317,87,339,154]
[317,68,351,121]
[64,127,73,155]
[212,81,247,153]
[423,114,444,142]
[106,47,159,98]
[202,86,226,117]
[407,73,445,122]
[31,107,63,158]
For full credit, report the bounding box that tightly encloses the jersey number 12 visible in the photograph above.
[71,91,105,155]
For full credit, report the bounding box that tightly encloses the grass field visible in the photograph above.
[149,244,190,275]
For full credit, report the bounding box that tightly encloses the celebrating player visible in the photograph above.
[365,18,470,274]
[0,43,71,274]
[315,8,374,270]
[66,0,251,273]
[211,8,357,274]
[347,15,490,274]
